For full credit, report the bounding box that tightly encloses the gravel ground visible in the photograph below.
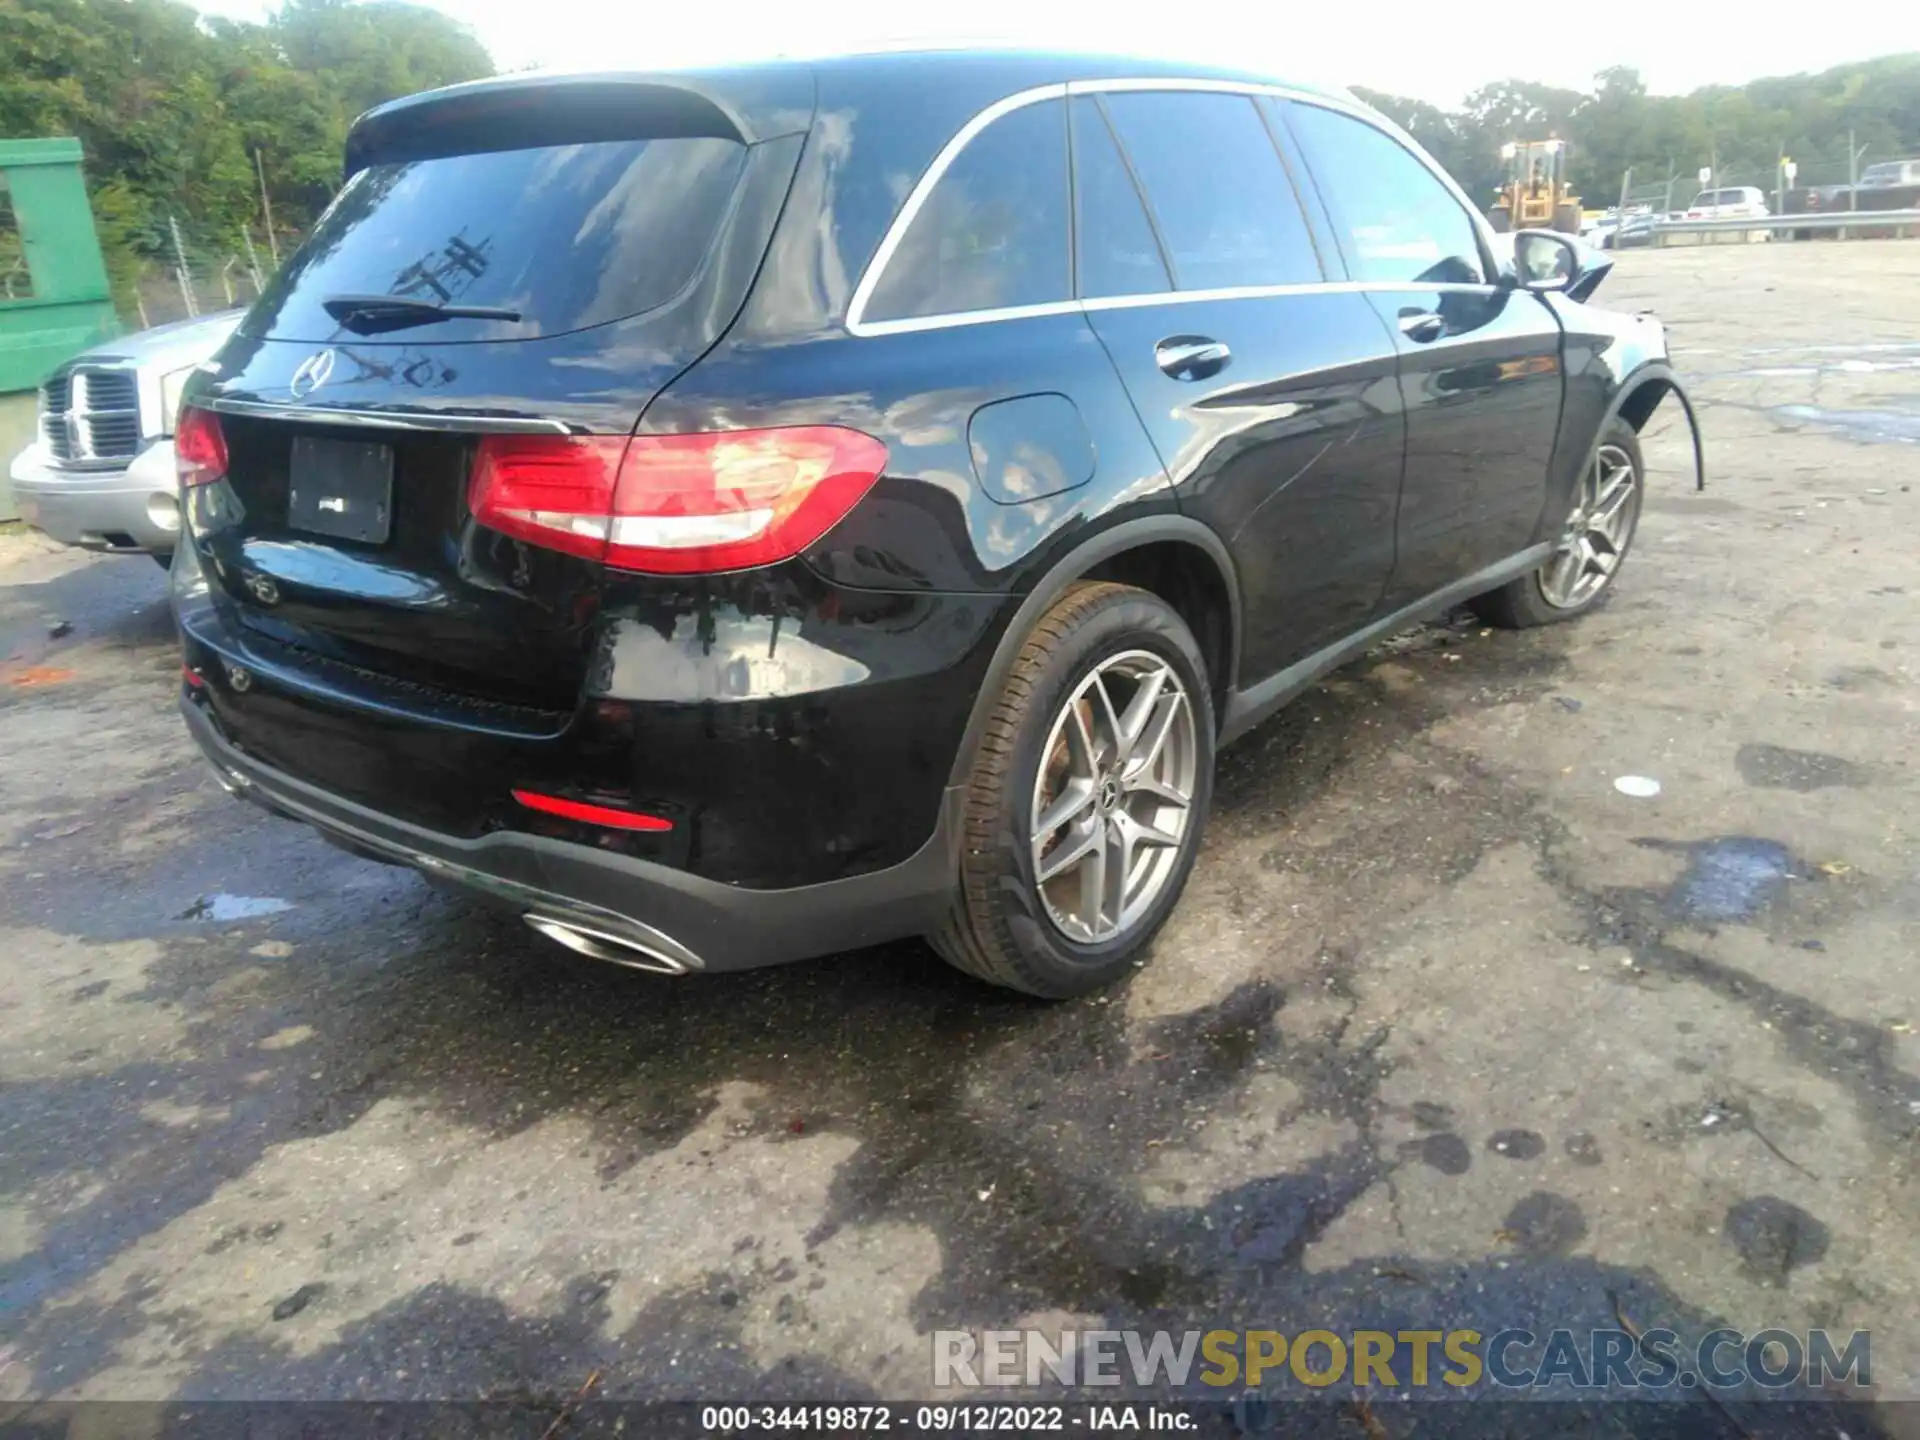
[1,240,1917,1431]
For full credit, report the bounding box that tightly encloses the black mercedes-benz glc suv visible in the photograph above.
[174,51,1701,996]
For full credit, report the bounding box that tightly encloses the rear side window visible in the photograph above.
[1100,91,1323,291]
[249,138,747,341]
[1285,102,1486,285]
[1071,100,1172,299]
[862,99,1071,324]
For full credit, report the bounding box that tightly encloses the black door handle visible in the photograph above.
[1154,336,1232,380]
[1398,311,1447,343]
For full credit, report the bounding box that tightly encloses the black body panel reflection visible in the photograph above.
[1370,286,1566,609]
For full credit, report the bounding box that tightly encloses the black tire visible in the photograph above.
[1473,418,1645,629]
[932,581,1216,998]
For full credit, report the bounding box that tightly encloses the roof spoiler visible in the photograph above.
[344,68,816,178]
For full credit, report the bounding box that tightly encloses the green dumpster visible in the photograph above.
[1,138,121,522]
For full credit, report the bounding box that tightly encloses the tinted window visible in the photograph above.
[1101,91,1322,291]
[1071,100,1172,299]
[864,100,1070,323]
[1286,103,1486,285]
[250,138,748,341]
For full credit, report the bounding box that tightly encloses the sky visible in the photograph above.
[194,0,1914,107]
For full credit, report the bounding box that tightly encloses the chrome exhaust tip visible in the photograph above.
[205,759,249,797]
[523,914,690,975]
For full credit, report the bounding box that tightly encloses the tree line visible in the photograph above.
[1358,55,1920,211]
[1,0,490,312]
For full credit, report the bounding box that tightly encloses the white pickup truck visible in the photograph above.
[8,309,240,562]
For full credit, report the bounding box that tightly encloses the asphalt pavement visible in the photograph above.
[1,241,1917,1433]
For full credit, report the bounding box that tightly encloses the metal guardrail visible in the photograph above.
[1645,210,1920,236]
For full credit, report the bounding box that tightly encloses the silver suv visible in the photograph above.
[8,310,240,560]
[1859,159,1920,189]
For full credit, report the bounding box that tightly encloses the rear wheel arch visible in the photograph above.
[1083,539,1234,722]
[933,579,1217,996]
[946,518,1240,790]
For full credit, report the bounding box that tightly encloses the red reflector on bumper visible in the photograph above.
[182,664,206,689]
[512,789,673,832]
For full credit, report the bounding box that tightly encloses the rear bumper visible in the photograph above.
[9,439,180,552]
[182,696,962,973]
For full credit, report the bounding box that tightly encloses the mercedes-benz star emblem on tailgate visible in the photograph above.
[289,348,337,399]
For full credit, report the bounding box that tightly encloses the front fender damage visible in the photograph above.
[1613,366,1706,491]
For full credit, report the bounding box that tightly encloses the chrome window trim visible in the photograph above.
[842,82,1069,338]
[1085,279,1499,311]
[851,299,1086,339]
[851,282,1502,338]
[845,77,1499,339]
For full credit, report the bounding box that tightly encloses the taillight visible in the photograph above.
[608,427,888,574]
[175,406,228,488]
[468,427,888,575]
[467,435,628,562]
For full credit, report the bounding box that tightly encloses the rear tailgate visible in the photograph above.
[204,409,599,709]
[188,72,812,713]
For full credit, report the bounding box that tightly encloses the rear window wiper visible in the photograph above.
[321,293,523,334]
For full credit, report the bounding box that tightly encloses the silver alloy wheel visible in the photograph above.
[1539,442,1640,610]
[1030,649,1198,944]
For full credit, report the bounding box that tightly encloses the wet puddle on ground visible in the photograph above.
[1771,403,1920,444]
[180,893,295,921]
[1636,837,1799,922]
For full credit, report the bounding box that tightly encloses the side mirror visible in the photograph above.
[1512,229,1580,291]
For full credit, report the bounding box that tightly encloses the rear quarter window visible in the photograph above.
[860,99,1071,325]
[247,138,748,342]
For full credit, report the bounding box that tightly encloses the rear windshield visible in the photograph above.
[1861,163,1909,183]
[1694,190,1750,206]
[245,138,747,342]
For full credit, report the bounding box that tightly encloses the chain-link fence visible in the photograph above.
[4,189,298,323]
[1609,166,1775,216]
[117,214,303,328]
[1606,153,1918,220]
